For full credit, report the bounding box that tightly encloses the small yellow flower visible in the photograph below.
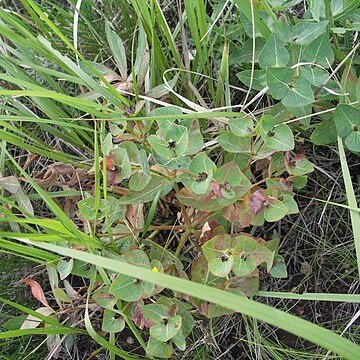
[152,266,159,273]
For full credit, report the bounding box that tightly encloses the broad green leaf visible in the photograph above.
[102,309,125,333]
[345,131,360,152]
[142,304,169,325]
[231,38,266,64]
[302,34,334,67]
[172,331,187,351]
[272,22,292,43]
[185,153,216,194]
[160,124,189,157]
[129,170,151,192]
[53,288,72,303]
[228,114,254,137]
[184,127,204,155]
[119,175,174,204]
[340,64,358,102]
[237,70,266,91]
[282,194,299,215]
[148,135,174,160]
[2,315,28,331]
[262,124,294,151]
[258,34,290,68]
[217,132,251,153]
[310,118,337,145]
[110,147,131,180]
[266,67,293,100]
[105,22,127,79]
[233,257,256,276]
[264,198,288,222]
[213,162,252,200]
[56,258,73,280]
[334,104,360,138]
[149,124,189,160]
[289,175,308,189]
[208,255,234,278]
[309,0,326,21]
[188,153,216,175]
[300,65,328,86]
[292,21,329,45]
[109,274,154,302]
[146,336,173,358]
[92,286,117,310]
[269,255,288,278]
[202,234,234,277]
[150,315,182,342]
[282,76,315,107]
[286,157,314,176]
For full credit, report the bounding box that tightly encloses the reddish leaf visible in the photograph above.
[250,189,266,214]
[21,278,50,308]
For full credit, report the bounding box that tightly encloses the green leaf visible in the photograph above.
[186,153,217,194]
[282,76,315,108]
[272,22,293,43]
[149,124,189,160]
[146,336,173,358]
[56,258,73,280]
[142,303,169,324]
[334,104,360,138]
[300,65,328,86]
[309,0,326,21]
[310,117,337,145]
[129,170,152,192]
[92,286,117,310]
[2,315,28,331]
[202,234,234,277]
[292,21,329,45]
[109,275,144,302]
[148,135,174,160]
[286,156,314,176]
[188,153,216,175]
[119,175,174,204]
[345,131,360,152]
[282,194,299,215]
[105,22,127,78]
[269,255,288,278]
[259,34,290,68]
[102,309,125,333]
[264,198,288,222]
[217,132,251,153]
[233,257,256,276]
[110,147,131,180]
[266,67,293,100]
[213,162,252,200]
[53,288,72,303]
[262,123,294,151]
[231,38,266,64]
[302,34,334,67]
[237,70,266,91]
[109,274,153,302]
[228,114,254,137]
[150,315,182,342]
[172,331,187,351]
